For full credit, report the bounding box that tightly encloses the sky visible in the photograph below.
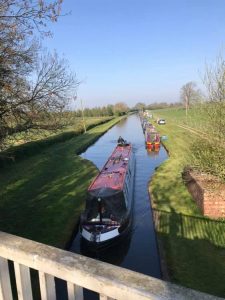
[43,0,225,108]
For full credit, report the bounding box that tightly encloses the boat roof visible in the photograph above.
[146,131,159,135]
[88,144,132,192]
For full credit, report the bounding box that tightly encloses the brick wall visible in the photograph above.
[203,191,225,218]
[183,169,225,219]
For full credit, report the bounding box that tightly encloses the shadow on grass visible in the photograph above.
[153,209,225,298]
[0,127,122,249]
[150,162,202,216]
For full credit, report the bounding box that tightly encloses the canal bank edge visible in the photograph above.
[148,141,170,282]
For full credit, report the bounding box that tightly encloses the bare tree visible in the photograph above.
[0,52,77,147]
[134,102,146,111]
[0,0,63,36]
[0,0,80,150]
[0,0,64,98]
[190,56,225,181]
[180,82,202,117]
[114,102,129,116]
[203,56,225,141]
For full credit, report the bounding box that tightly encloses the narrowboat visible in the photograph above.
[145,123,156,132]
[80,139,135,247]
[145,131,160,149]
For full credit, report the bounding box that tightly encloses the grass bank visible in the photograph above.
[0,116,124,249]
[0,116,114,168]
[150,110,200,215]
[149,108,225,298]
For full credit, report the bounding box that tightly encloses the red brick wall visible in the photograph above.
[183,170,225,219]
[203,193,225,219]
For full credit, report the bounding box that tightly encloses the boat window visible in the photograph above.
[83,191,127,223]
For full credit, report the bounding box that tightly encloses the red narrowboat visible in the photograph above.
[80,140,135,247]
[145,131,160,149]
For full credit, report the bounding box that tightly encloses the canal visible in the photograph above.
[70,114,168,280]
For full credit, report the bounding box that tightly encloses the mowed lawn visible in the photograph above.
[149,108,225,298]
[0,117,123,248]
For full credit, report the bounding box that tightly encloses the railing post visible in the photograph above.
[67,282,83,300]
[39,272,56,300]
[14,262,33,300]
[0,258,13,300]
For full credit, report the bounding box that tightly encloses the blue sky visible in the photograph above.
[43,0,225,108]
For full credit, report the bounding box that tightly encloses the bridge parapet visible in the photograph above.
[0,231,221,300]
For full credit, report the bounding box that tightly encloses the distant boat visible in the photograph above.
[80,140,135,247]
[145,131,160,150]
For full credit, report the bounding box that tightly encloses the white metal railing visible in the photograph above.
[0,231,222,300]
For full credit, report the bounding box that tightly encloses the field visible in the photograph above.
[154,106,208,131]
[0,116,123,248]
[149,107,225,298]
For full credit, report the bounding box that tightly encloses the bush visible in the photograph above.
[191,140,225,181]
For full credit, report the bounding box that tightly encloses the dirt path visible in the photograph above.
[177,124,209,140]
[177,123,225,152]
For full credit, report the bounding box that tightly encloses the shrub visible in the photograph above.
[191,140,225,181]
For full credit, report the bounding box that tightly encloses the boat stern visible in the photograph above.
[81,225,120,243]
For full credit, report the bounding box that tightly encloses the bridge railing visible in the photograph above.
[0,231,220,300]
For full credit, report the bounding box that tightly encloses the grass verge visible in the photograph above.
[149,108,225,298]
[0,116,124,248]
[0,116,114,167]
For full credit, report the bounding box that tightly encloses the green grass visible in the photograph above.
[158,233,225,297]
[0,116,123,248]
[152,106,209,131]
[149,108,225,298]
[150,112,200,215]
[4,116,114,147]
[0,117,114,167]
[154,210,225,297]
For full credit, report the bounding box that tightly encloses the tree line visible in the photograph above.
[75,102,129,117]
[76,101,181,118]
[132,101,182,111]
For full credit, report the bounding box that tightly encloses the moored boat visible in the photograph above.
[139,113,161,151]
[80,139,135,247]
[145,131,160,149]
[145,123,156,132]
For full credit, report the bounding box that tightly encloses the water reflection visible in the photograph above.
[146,147,160,158]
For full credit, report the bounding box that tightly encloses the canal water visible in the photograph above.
[70,114,168,282]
